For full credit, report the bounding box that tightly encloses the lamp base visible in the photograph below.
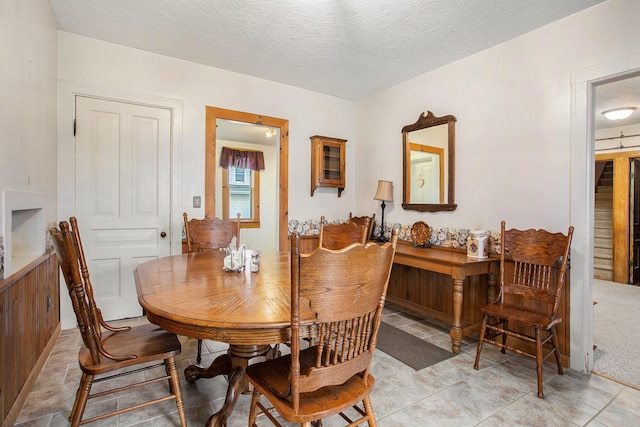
[376,236,389,243]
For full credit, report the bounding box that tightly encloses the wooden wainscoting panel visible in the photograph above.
[1,251,60,426]
[387,264,489,328]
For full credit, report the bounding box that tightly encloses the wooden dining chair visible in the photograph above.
[183,212,241,252]
[183,212,241,364]
[49,218,186,426]
[246,229,398,427]
[349,212,375,241]
[318,215,369,250]
[473,221,574,398]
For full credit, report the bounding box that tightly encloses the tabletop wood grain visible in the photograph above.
[134,250,316,345]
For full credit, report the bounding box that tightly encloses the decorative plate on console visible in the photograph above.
[410,221,431,247]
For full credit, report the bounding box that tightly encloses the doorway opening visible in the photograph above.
[592,72,640,387]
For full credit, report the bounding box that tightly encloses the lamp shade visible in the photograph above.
[373,180,393,202]
[602,107,637,121]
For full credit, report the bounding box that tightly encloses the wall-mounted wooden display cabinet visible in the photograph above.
[310,135,346,197]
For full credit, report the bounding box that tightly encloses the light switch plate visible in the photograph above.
[193,196,201,208]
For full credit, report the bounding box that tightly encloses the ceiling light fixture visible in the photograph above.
[602,107,637,121]
[264,128,276,138]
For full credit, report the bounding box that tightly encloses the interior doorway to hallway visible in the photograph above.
[592,72,640,381]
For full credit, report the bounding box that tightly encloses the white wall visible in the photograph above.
[356,0,640,371]
[357,0,638,231]
[358,0,640,229]
[57,32,358,227]
[0,0,58,273]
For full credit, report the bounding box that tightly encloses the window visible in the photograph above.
[222,166,260,227]
[230,168,250,186]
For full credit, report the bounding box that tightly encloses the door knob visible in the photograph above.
[160,231,167,238]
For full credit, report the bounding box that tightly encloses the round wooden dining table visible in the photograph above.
[134,250,316,427]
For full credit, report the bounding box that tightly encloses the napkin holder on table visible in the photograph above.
[224,244,246,272]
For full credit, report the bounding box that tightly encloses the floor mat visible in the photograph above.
[376,322,454,370]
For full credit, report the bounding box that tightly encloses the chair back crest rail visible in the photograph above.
[183,212,241,252]
[318,215,369,250]
[348,212,375,240]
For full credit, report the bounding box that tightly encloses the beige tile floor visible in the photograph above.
[15,303,640,426]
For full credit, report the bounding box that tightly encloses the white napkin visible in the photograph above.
[224,244,246,271]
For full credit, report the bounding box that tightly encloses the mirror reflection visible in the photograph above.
[402,111,457,212]
[407,130,445,204]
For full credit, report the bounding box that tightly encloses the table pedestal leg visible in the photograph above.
[450,278,463,354]
[185,344,278,427]
[185,353,232,383]
[206,367,243,427]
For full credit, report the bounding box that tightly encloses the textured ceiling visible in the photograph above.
[595,74,640,131]
[48,0,605,101]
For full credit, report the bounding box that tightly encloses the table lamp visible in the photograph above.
[373,180,393,242]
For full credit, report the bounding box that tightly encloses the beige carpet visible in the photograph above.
[593,278,640,388]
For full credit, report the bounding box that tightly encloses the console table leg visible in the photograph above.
[450,278,463,354]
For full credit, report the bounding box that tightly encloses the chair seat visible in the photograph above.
[246,348,374,423]
[479,303,562,329]
[78,323,182,375]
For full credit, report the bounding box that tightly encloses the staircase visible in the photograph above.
[594,161,613,280]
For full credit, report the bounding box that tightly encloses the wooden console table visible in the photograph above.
[292,235,496,354]
[388,243,498,354]
[291,234,570,364]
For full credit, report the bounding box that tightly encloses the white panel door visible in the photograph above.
[75,96,171,320]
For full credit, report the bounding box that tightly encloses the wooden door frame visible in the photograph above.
[632,158,640,284]
[205,106,289,250]
[596,151,640,283]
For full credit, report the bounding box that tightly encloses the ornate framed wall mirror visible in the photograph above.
[402,111,457,212]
